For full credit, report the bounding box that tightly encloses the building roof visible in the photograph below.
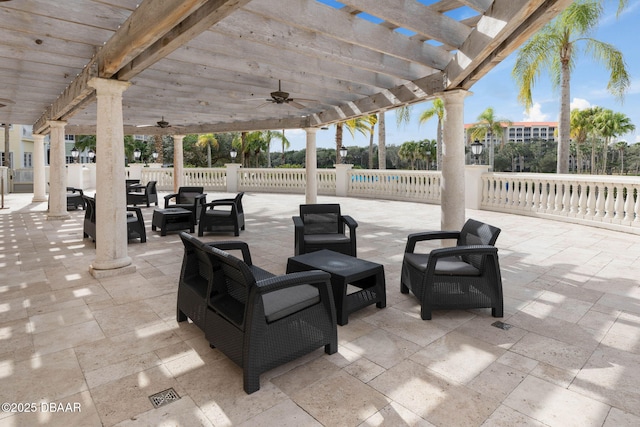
[0,0,572,136]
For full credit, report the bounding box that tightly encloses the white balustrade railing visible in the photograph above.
[348,169,441,203]
[237,168,309,193]
[122,165,640,234]
[481,173,640,232]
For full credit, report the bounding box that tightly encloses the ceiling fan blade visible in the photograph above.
[289,100,306,109]
[254,102,271,109]
[136,124,154,128]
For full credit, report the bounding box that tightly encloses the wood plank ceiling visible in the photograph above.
[0,0,572,136]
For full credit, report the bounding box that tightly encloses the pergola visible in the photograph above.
[0,0,571,276]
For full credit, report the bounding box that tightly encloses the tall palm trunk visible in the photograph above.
[368,126,374,169]
[557,51,571,174]
[590,136,596,175]
[378,113,386,169]
[335,123,343,164]
[241,131,247,167]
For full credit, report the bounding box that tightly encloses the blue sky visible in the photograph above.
[283,1,640,152]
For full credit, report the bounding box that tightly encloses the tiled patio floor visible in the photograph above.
[1,191,640,426]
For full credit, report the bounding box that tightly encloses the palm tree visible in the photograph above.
[593,109,635,174]
[467,107,511,169]
[513,0,631,174]
[398,141,420,170]
[280,129,290,164]
[378,112,386,169]
[196,133,219,168]
[614,140,628,173]
[570,108,594,173]
[364,115,378,169]
[417,139,437,170]
[418,98,445,170]
[259,130,288,167]
[334,122,344,165]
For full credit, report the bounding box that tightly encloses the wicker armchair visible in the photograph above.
[293,203,358,256]
[198,192,245,236]
[126,180,158,207]
[164,186,207,224]
[82,195,146,243]
[66,187,85,210]
[177,232,337,394]
[401,218,503,320]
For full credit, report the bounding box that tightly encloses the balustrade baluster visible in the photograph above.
[547,182,556,213]
[595,184,606,219]
[603,184,615,220]
[634,186,640,223]
[569,182,579,216]
[623,185,634,223]
[532,180,540,212]
[614,185,625,222]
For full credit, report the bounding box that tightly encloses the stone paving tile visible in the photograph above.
[1,191,640,426]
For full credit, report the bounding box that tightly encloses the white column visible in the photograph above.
[304,128,318,204]
[47,120,69,220]
[173,134,185,193]
[32,134,47,202]
[87,77,134,277]
[441,89,470,233]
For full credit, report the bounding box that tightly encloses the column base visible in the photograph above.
[32,196,48,203]
[90,263,136,278]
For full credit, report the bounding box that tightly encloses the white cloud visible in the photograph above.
[522,102,549,121]
[570,98,591,110]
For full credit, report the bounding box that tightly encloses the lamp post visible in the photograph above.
[339,146,348,163]
[70,146,79,163]
[152,150,158,163]
[88,149,95,163]
[471,139,483,165]
[230,148,237,163]
[133,148,141,163]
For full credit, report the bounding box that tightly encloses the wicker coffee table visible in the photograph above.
[152,207,194,236]
[286,249,386,325]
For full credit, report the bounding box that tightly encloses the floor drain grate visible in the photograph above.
[149,388,180,408]
[492,321,512,330]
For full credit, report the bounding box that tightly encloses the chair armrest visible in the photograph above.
[292,216,304,230]
[163,193,178,208]
[194,194,207,204]
[204,199,236,208]
[428,245,498,261]
[255,270,332,294]
[126,206,144,222]
[405,230,461,253]
[204,241,252,265]
[341,215,358,231]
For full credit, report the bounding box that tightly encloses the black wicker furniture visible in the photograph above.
[66,187,85,210]
[401,218,503,320]
[287,249,386,325]
[82,195,146,243]
[164,186,207,224]
[152,207,194,236]
[126,180,158,207]
[198,192,245,237]
[293,203,358,256]
[177,232,337,394]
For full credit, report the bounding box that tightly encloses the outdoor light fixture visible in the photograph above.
[230,148,237,163]
[339,146,348,163]
[71,147,79,163]
[133,148,141,162]
[471,139,484,165]
[152,151,159,162]
[88,149,95,163]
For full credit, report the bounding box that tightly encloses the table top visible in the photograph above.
[154,207,192,215]
[287,249,382,278]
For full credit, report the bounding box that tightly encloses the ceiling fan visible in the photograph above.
[254,80,317,109]
[136,116,178,129]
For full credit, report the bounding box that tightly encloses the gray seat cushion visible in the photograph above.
[262,284,320,323]
[304,234,351,245]
[404,253,480,276]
